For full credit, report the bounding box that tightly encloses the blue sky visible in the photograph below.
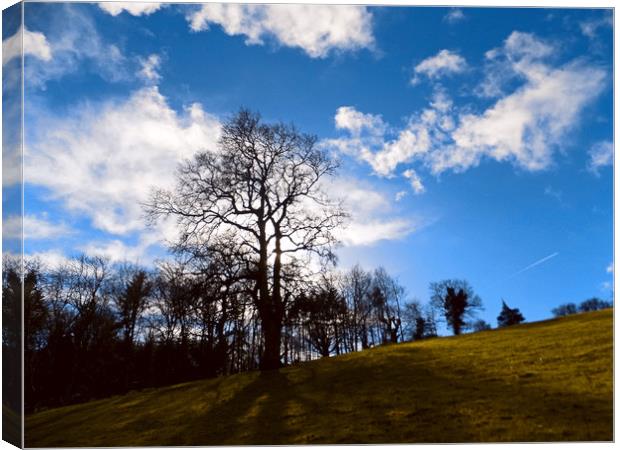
[3,3,613,329]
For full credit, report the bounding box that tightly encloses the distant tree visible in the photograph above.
[422,304,438,338]
[471,319,492,332]
[112,265,153,347]
[551,303,578,317]
[430,279,482,335]
[496,300,525,327]
[2,257,22,412]
[402,300,422,341]
[414,317,428,340]
[290,276,347,358]
[370,268,404,344]
[578,297,613,312]
[341,265,373,350]
[23,262,48,408]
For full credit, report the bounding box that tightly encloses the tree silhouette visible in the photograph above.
[290,276,347,357]
[147,110,346,370]
[430,279,482,335]
[112,266,152,348]
[578,297,612,312]
[496,300,525,327]
[342,265,373,350]
[471,319,492,332]
[551,303,577,317]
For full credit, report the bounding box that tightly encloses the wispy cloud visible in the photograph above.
[4,214,72,240]
[579,13,613,39]
[22,4,130,88]
[325,31,607,181]
[588,140,613,175]
[443,8,466,24]
[411,49,467,85]
[544,186,563,203]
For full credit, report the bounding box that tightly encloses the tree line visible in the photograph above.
[5,253,485,412]
[551,298,612,317]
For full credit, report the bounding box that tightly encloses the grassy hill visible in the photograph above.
[26,309,613,446]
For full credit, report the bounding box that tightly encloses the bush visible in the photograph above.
[497,300,525,327]
[551,303,578,317]
[579,297,613,312]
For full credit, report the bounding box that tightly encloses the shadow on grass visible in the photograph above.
[3,403,21,447]
[26,311,613,446]
[150,348,612,445]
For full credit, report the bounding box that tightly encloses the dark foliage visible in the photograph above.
[10,252,420,412]
[2,258,22,413]
[551,303,578,317]
[471,319,492,332]
[430,279,482,335]
[497,300,525,327]
[578,297,612,312]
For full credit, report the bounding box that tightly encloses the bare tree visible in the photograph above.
[111,264,153,347]
[342,265,373,350]
[430,279,482,335]
[371,267,405,344]
[147,110,346,369]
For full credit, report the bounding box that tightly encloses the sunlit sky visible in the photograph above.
[2,2,613,328]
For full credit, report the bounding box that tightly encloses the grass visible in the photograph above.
[3,403,21,447]
[26,309,613,446]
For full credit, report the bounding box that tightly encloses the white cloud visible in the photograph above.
[335,106,385,137]
[327,32,607,181]
[434,60,605,173]
[26,250,72,270]
[81,239,150,264]
[403,169,425,194]
[187,4,374,58]
[588,140,613,175]
[503,31,554,61]
[23,4,129,88]
[98,2,164,16]
[395,191,407,202]
[323,177,418,247]
[478,32,555,99]
[579,14,613,39]
[4,214,72,240]
[322,91,452,177]
[325,105,435,177]
[443,8,466,24]
[27,86,221,236]
[412,49,467,84]
[2,143,21,187]
[606,262,613,274]
[3,26,52,66]
[2,88,22,187]
[138,54,162,83]
[363,126,432,176]
[340,219,415,247]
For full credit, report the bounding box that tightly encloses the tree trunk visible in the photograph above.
[260,311,282,370]
[259,228,284,370]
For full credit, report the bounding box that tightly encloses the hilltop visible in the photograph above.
[26,309,613,446]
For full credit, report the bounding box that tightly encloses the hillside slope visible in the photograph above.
[26,309,613,446]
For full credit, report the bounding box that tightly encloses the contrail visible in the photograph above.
[508,252,559,278]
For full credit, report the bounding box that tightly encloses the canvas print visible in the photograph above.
[1,1,614,447]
